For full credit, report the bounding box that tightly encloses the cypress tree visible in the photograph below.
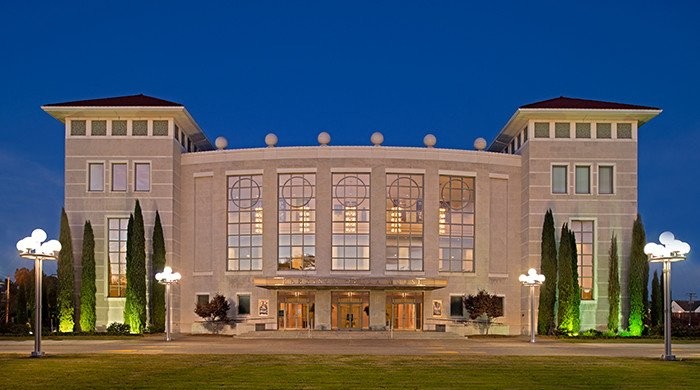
[607,234,620,333]
[650,270,662,328]
[538,209,557,335]
[57,208,75,332]
[557,223,575,333]
[79,221,96,332]
[627,214,646,336]
[569,229,580,333]
[150,211,166,332]
[124,200,147,333]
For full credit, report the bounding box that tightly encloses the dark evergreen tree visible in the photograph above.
[150,211,166,332]
[627,214,646,335]
[124,200,147,333]
[557,223,576,333]
[57,208,75,332]
[79,221,96,332]
[607,234,620,333]
[569,229,580,333]
[538,209,558,335]
[650,270,662,328]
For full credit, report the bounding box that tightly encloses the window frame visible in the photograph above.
[278,172,317,271]
[331,173,371,271]
[450,295,465,317]
[106,216,129,298]
[111,162,128,192]
[551,164,569,195]
[438,174,476,273]
[134,162,151,192]
[87,161,105,192]
[570,218,596,301]
[237,294,251,316]
[227,174,264,272]
[385,172,424,272]
[597,164,615,195]
[575,164,592,195]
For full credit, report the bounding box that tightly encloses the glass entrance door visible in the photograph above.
[281,303,309,329]
[277,291,315,330]
[331,291,370,330]
[386,292,423,330]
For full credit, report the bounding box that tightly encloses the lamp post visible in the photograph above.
[644,231,690,361]
[519,268,545,343]
[16,228,61,358]
[155,266,181,341]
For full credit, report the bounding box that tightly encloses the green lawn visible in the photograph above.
[2,354,699,389]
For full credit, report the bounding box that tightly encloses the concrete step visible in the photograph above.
[234,330,465,339]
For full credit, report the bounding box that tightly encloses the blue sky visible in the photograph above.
[1,1,698,298]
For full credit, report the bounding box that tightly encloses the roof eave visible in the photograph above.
[487,107,662,152]
[41,105,214,151]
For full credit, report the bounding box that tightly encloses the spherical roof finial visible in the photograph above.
[318,131,331,146]
[265,133,278,147]
[371,131,384,146]
[214,136,228,150]
[474,137,487,151]
[423,134,437,148]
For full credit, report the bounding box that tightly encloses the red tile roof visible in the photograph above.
[521,96,659,110]
[44,94,182,107]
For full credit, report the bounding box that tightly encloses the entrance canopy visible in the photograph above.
[254,276,447,290]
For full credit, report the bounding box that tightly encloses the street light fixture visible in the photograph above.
[519,268,545,343]
[644,231,690,361]
[155,266,181,342]
[16,228,61,358]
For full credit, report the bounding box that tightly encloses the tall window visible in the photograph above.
[332,173,370,270]
[439,175,475,272]
[278,173,316,271]
[88,163,104,192]
[108,218,129,297]
[111,163,127,191]
[228,175,263,271]
[134,163,150,192]
[552,165,568,194]
[575,166,590,194]
[598,165,614,194]
[450,295,464,317]
[571,220,594,300]
[386,173,423,271]
[238,294,251,315]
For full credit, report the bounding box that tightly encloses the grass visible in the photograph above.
[1,354,699,389]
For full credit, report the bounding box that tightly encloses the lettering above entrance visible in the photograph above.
[254,276,447,290]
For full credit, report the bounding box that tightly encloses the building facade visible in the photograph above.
[42,95,660,335]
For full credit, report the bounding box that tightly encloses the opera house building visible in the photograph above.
[42,94,660,335]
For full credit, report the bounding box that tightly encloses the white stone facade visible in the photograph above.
[43,95,661,335]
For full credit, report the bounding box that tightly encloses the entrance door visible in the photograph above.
[386,292,423,330]
[393,303,416,330]
[281,303,309,329]
[338,303,363,330]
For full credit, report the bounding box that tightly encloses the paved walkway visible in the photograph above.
[1,334,699,358]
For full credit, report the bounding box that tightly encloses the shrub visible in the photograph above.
[194,294,230,322]
[106,322,131,335]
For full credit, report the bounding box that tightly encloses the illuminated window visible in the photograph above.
[227,175,263,271]
[332,173,370,270]
[278,173,316,271]
[386,173,423,271]
[439,175,475,272]
[134,163,150,192]
[111,163,127,192]
[571,220,594,300]
[108,218,129,297]
[552,165,567,194]
[88,163,104,192]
